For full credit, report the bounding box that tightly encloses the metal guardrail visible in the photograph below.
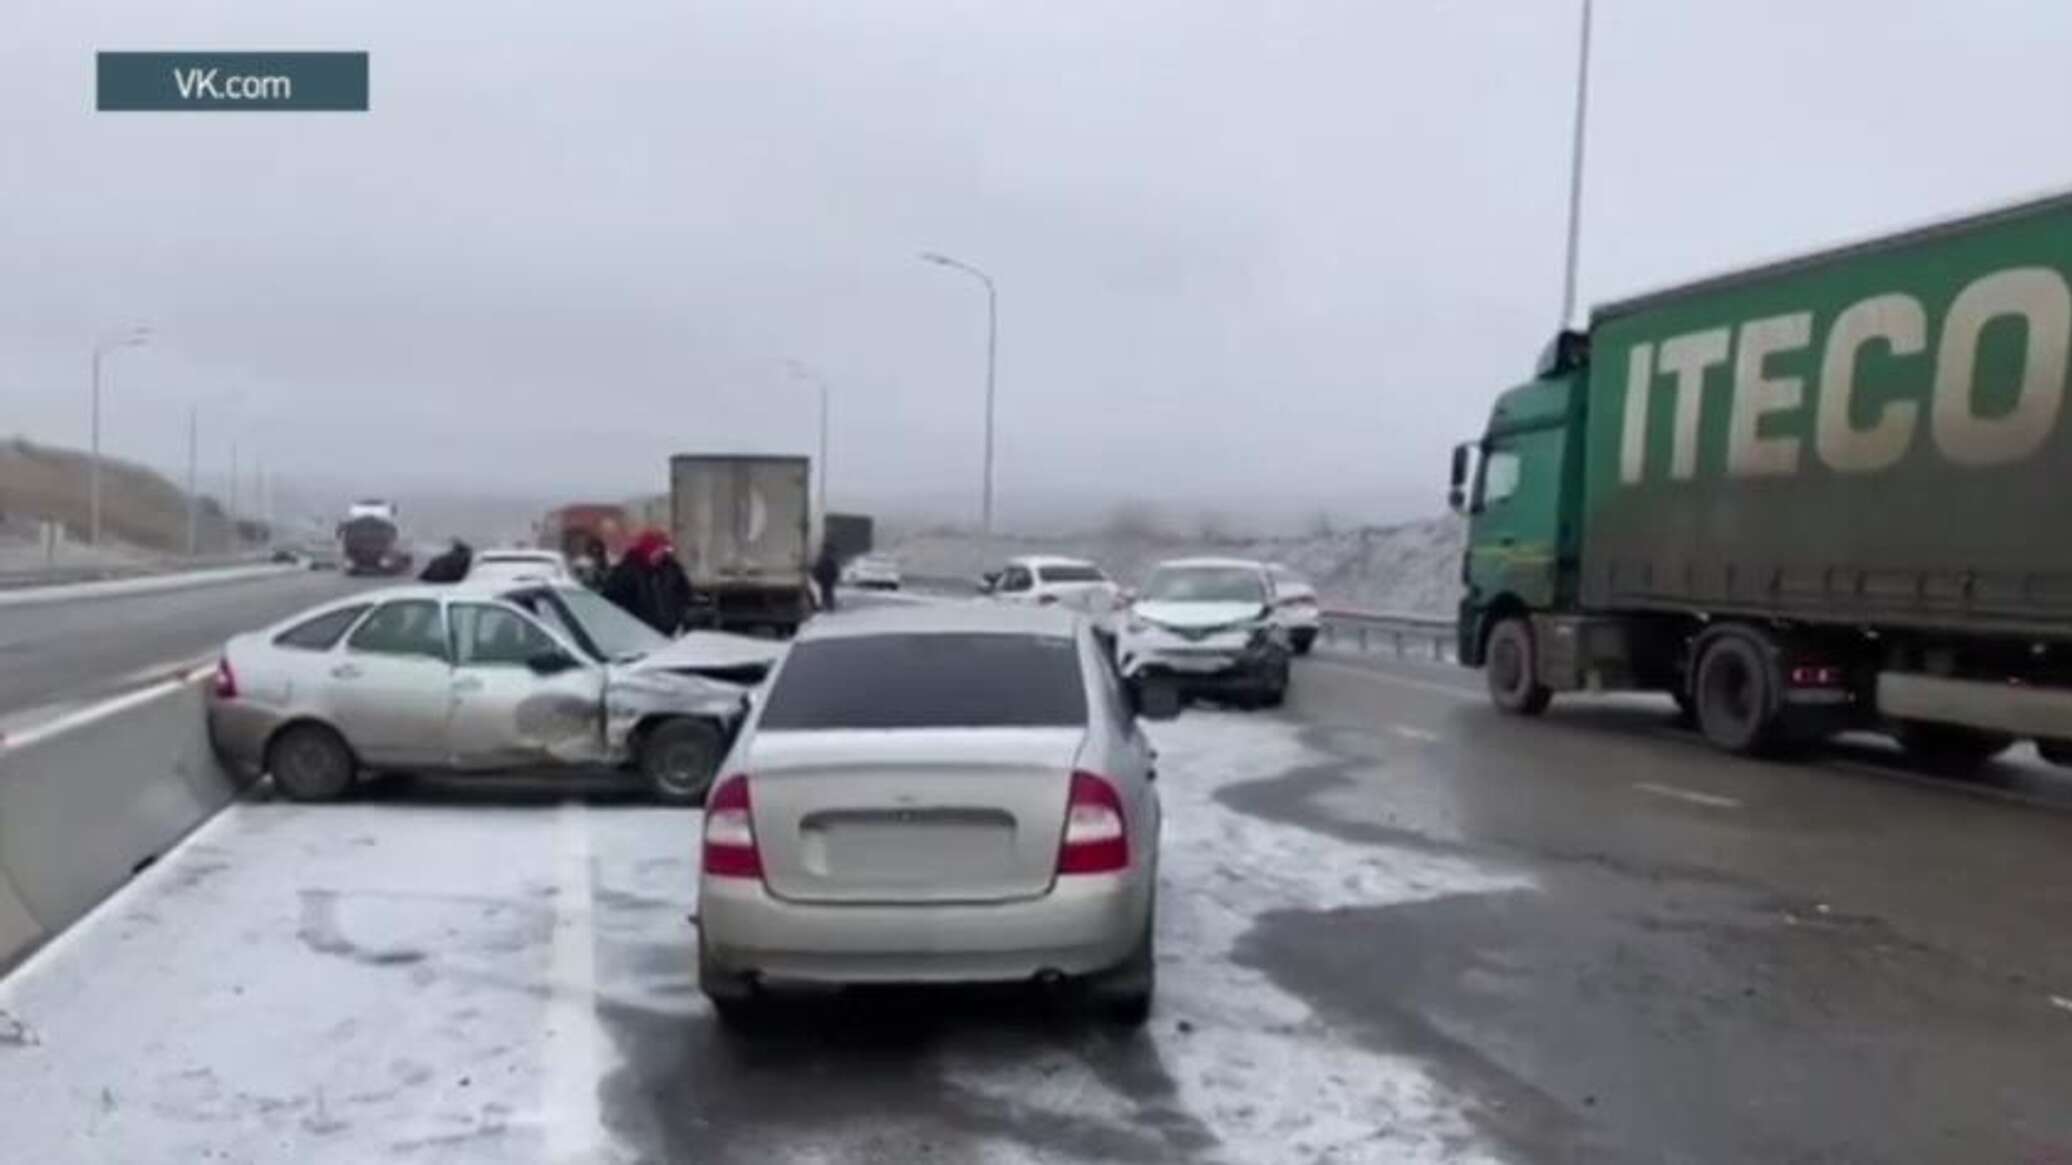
[1318,608,1459,662]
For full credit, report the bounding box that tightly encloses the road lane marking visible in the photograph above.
[0,661,212,751]
[543,800,607,1164]
[1306,657,1482,702]
[1633,782,1743,810]
[1390,724,1441,743]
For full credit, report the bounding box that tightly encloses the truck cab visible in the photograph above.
[1450,331,1588,675]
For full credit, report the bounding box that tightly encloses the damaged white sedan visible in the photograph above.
[207,582,778,804]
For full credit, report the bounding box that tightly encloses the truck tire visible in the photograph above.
[1693,633,1787,755]
[639,718,724,805]
[1895,722,2012,775]
[1485,617,1551,715]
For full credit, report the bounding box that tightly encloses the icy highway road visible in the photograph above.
[0,570,370,728]
[3,648,2071,1161]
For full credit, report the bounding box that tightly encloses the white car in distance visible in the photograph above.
[840,554,903,591]
[1266,563,1322,655]
[982,556,1125,629]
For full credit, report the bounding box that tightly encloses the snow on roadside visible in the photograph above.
[942,710,1534,1164]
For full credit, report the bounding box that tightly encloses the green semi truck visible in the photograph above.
[1450,190,2072,770]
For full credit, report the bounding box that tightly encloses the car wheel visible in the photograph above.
[1291,628,1316,656]
[267,723,356,802]
[640,719,723,805]
[1484,617,1551,715]
[1088,905,1155,1027]
[1258,661,1290,708]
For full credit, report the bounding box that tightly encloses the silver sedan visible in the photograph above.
[207,583,750,803]
[697,602,1176,1027]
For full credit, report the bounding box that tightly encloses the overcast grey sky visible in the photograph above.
[6,0,2072,532]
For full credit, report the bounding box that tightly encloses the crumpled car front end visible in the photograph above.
[603,667,752,762]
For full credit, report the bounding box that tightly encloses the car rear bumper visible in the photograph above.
[698,870,1149,986]
[205,697,284,779]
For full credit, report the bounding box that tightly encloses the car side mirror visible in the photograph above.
[980,571,1001,593]
[525,649,580,676]
[1134,678,1182,722]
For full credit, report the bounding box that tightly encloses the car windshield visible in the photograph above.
[526,585,667,662]
[1142,567,1265,604]
[759,633,1086,729]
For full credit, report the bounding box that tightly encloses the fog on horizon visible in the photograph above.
[6,1,2072,536]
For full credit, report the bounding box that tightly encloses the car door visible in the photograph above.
[328,598,455,766]
[995,564,1034,604]
[446,602,607,771]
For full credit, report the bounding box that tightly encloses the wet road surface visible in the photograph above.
[0,644,2068,1161]
[0,570,370,726]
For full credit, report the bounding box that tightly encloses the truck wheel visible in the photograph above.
[1693,634,1786,755]
[1485,618,1551,715]
[1895,722,2012,775]
[640,719,723,805]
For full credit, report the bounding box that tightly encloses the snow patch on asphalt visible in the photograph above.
[946,711,1532,1163]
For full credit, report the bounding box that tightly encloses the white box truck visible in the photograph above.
[669,454,813,635]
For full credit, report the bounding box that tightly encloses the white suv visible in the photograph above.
[1116,557,1291,707]
[983,556,1125,630]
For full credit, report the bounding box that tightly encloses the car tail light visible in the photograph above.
[212,657,238,699]
[702,774,763,879]
[1057,771,1129,875]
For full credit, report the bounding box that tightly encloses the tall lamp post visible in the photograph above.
[787,361,832,519]
[1558,0,1595,329]
[89,325,151,546]
[919,251,998,534]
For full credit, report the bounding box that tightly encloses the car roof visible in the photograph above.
[1152,556,1267,571]
[797,601,1082,641]
[1011,555,1099,570]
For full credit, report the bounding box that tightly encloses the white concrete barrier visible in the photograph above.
[0,672,239,971]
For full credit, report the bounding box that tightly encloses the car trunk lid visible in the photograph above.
[746,726,1085,904]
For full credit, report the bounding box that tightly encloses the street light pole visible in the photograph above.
[919,251,999,534]
[88,325,150,546]
[186,404,199,556]
[1558,0,1595,329]
[787,361,832,519]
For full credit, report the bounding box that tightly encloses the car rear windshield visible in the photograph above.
[758,633,1087,729]
[1038,564,1106,583]
[1143,566,1265,603]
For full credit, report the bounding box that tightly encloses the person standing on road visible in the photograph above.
[605,529,693,634]
[812,541,842,613]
